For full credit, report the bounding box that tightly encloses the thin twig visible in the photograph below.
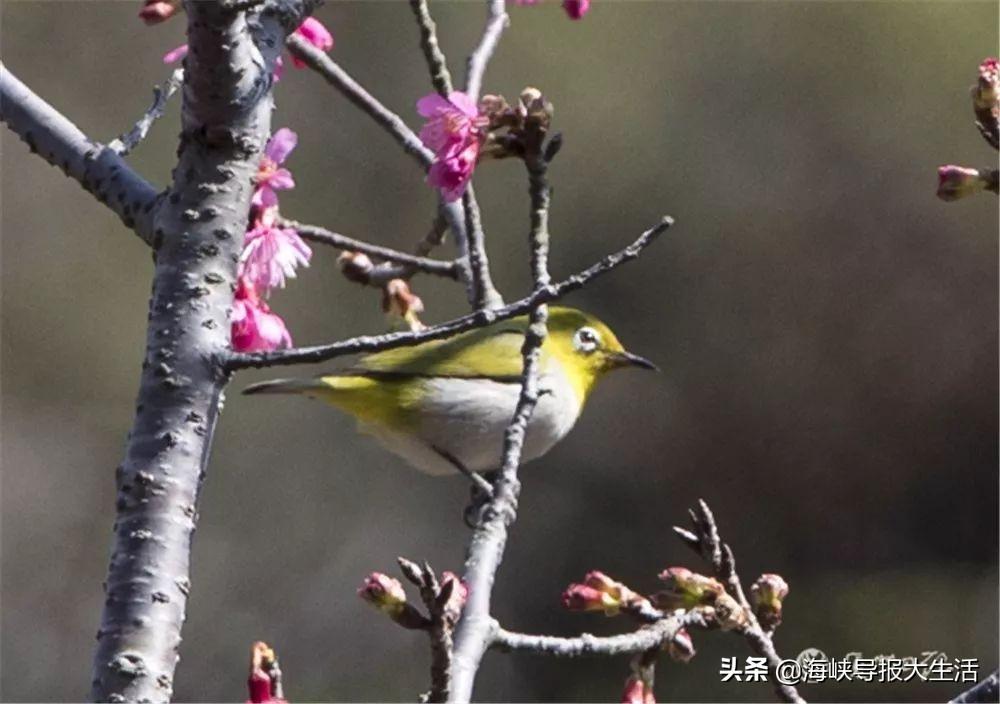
[461,187,504,309]
[465,0,508,101]
[225,216,673,370]
[675,500,804,704]
[409,0,454,96]
[0,62,160,245]
[448,126,554,703]
[108,68,184,156]
[398,558,456,703]
[285,219,460,278]
[492,612,706,658]
[951,669,999,704]
[286,34,434,169]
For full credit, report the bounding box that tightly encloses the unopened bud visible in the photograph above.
[562,0,591,20]
[358,572,407,617]
[338,251,375,284]
[382,279,426,331]
[750,573,789,630]
[247,641,285,704]
[711,592,749,631]
[653,567,724,610]
[937,165,989,202]
[621,676,655,704]
[562,583,620,615]
[667,628,696,663]
[972,57,999,112]
[139,0,181,24]
[440,571,469,620]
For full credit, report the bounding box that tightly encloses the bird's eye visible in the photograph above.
[572,326,601,354]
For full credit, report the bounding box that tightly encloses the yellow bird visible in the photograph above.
[243,307,656,476]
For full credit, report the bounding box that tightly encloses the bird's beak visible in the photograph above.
[610,350,659,372]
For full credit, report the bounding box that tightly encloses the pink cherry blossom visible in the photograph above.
[240,207,311,291]
[291,17,334,68]
[232,278,293,352]
[562,0,591,19]
[162,43,189,64]
[252,128,298,207]
[417,91,488,201]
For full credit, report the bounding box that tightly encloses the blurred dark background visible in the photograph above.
[2,1,997,702]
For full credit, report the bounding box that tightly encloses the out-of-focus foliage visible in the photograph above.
[1,2,996,702]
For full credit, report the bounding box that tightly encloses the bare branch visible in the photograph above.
[465,0,508,101]
[108,68,184,157]
[675,500,804,704]
[286,34,434,169]
[461,187,504,309]
[0,62,160,245]
[951,669,999,703]
[225,216,674,370]
[409,0,454,96]
[492,612,706,658]
[449,124,554,702]
[285,219,460,279]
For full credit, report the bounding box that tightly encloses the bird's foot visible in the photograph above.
[463,470,499,529]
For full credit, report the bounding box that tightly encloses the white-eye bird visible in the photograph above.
[243,307,657,476]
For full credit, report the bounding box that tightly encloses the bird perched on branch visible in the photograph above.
[243,307,656,477]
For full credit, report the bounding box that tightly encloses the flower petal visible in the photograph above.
[162,43,189,64]
[265,128,298,164]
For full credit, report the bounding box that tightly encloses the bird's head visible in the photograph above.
[544,307,657,401]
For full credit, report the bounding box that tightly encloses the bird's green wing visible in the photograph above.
[350,322,529,380]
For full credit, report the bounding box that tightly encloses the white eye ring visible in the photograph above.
[572,326,601,354]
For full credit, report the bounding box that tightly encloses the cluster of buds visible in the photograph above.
[246,641,286,704]
[561,570,649,616]
[357,564,468,630]
[479,87,557,161]
[655,567,747,631]
[936,57,999,202]
[750,573,789,630]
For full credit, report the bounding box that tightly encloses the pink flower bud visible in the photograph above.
[562,583,620,615]
[358,573,408,617]
[440,571,469,619]
[246,642,286,704]
[291,17,334,68]
[750,573,789,629]
[937,165,988,202]
[667,628,696,663]
[973,57,999,112]
[621,676,655,704]
[654,567,724,610]
[139,0,180,25]
[562,0,591,20]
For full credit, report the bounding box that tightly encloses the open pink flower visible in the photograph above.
[562,0,591,19]
[252,128,298,207]
[240,207,311,291]
[417,91,488,201]
[291,17,334,68]
[232,278,293,352]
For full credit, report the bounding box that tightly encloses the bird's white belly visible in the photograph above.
[361,367,582,475]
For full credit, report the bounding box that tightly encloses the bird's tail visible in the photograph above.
[242,378,324,396]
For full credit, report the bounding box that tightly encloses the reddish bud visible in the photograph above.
[562,0,591,20]
[653,567,724,610]
[973,57,999,112]
[750,573,789,630]
[440,571,469,620]
[358,572,407,617]
[562,583,620,615]
[621,676,655,704]
[139,0,180,24]
[667,628,696,663]
[247,641,286,704]
[937,165,988,202]
[382,279,426,331]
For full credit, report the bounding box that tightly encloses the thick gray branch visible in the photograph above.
[951,670,999,703]
[225,216,673,370]
[285,219,460,279]
[464,0,508,101]
[109,69,184,157]
[0,62,160,245]
[88,2,305,700]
